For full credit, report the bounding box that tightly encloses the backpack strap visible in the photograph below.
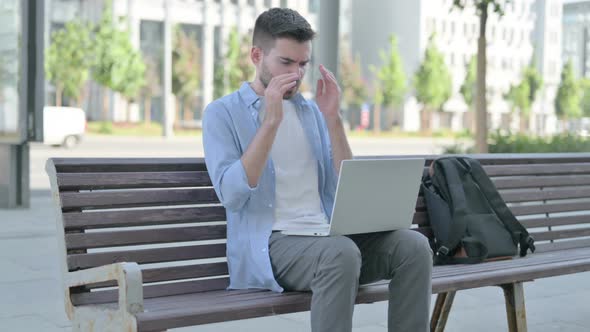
[462,157,536,256]
[434,236,488,264]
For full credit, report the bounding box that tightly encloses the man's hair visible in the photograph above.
[252,8,316,53]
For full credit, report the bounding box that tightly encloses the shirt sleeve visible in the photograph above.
[202,101,258,212]
[311,102,339,204]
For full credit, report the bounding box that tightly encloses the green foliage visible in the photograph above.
[213,61,225,99]
[98,122,114,134]
[370,36,407,108]
[488,131,590,153]
[459,55,477,108]
[523,61,543,105]
[172,27,201,100]
[555,60,582,119]
[452,0,512,16]
[226,27,254,93]
[579,78,590,118]
[45,20,94,105]
[414,35,453,110]
[505,79,530,116]
[93,0,145,100]
[340,51,368,108]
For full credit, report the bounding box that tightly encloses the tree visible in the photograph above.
[45,21,94,106]
[504,78,530,133]
[226,28,254,93]
[93,0,145,121]
[414,35,453,133]
[340,50,368,129]
[524,60,543,107]
[172,27,201,124]
[370,36,407,131]
[555,60,582,121]
[460,55,477,132]
[141,56,161,124]
[579,78,590,118]
[453,0,512,152]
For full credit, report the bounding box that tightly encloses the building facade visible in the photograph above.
[46,0,318,125]
[563,0,590,78]
[348,0,562,135]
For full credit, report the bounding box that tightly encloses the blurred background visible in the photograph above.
[1,0,589,206]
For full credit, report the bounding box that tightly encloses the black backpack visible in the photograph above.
[421,156,535,265]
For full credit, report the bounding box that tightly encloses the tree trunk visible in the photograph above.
[175,97,181,128]
[144,96,152,125]
[475,3,489,153]
[184,99,193,122]
[373,103,381,134]
[126,99,131,123]
[520,112,528,134]
[421,107,431,134]
[102,88,110,121]
[55,84,63,107]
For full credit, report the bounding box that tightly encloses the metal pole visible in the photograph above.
[163,0,174,138]
[317,0,340,79]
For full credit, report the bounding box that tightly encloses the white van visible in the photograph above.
[43,106,86,148]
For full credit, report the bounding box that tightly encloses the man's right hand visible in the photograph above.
[262,73,299,127]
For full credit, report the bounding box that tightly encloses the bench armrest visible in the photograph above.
[66,262,144,315]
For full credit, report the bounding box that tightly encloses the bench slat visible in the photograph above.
[501,187,590,203]
[493,176,590,190]
[57,171,212,190]
[510,201,590,216]
[67,243,227,270]
[529,228,590,241]
[535,238,590,252]
[483,163,590,177]
[519,215,590,228]
[63,206,226,230]
[88,262,229,288]
[71,277,230,306]
[60,188,220,210]
[65,225,227,250]
[52,158,207,173]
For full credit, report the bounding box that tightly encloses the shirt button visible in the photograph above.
[268,203,273,208]
[262,248,267,253]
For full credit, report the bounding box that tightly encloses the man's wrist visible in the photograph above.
[323,113,344,128]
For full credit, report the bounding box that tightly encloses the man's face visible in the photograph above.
[256,38,311,99]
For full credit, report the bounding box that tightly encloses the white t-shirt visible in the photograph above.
[259,99,329,230]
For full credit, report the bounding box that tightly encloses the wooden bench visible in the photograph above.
[45,153,590,332]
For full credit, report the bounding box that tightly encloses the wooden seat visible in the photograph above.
[46,154,590,332]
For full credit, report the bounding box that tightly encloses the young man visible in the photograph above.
[203,8,432,332]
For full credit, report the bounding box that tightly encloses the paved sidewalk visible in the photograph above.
[1,191,589,331]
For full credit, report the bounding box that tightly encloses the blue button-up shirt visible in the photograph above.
[202,82,339,292]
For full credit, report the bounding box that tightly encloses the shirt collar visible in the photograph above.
[238,82,307,112]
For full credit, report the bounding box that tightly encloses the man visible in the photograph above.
[203,8,432,332]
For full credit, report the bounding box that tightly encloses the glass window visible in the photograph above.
[280,0,288,8]
[0,0,21,142]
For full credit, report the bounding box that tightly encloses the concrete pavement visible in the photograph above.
[2,136,589,331]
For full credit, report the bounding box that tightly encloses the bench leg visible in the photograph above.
[430,291,456,332]
[501,282,527,332]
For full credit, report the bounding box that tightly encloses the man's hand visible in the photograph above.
[262,73,300,127]
[315,64,341,121]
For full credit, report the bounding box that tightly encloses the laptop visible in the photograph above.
[281,158,425,236]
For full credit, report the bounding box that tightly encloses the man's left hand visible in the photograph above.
[315,64,341,121]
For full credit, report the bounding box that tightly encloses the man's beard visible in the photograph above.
[260,61,301,99]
